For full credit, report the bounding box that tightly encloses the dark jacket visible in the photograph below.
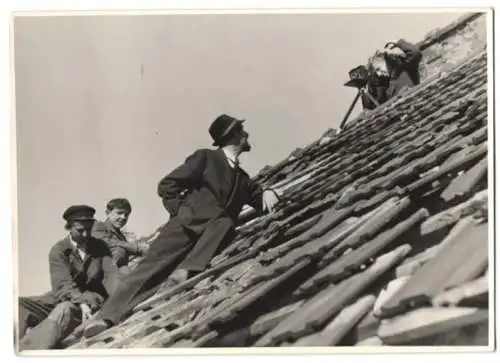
[92,220,140,267]
[157,148,265,232]
[385,38,423,99]
[47,236,120,309]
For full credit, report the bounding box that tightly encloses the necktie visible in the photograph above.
[226,164,241,207]
[227,156,239,168]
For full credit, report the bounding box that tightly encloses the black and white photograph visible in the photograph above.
[10,6,494,355]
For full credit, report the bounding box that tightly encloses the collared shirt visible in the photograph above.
[68,235,87,261]
[222,148,239,168]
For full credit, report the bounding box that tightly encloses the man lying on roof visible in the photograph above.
[17,206,120,350]
[362,38,423,110]
[83,114,280,338]
[92,198,148,274]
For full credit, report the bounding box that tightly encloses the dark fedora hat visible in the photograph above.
[62,205,96,222]
[209,114,245,147]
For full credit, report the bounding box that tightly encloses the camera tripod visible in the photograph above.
[339,87,380,130]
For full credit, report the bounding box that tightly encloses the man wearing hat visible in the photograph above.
[84,114,279,338]
[17,205,120,350]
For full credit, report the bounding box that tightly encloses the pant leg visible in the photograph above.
[18,295,57,338]
[18,301,81,351]
[178,217,235,273]
[94,217,194,324]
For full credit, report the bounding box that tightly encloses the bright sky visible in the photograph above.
[14,11,464,296]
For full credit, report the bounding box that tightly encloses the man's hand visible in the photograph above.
[80,303,92,323]
[262,189,280,213]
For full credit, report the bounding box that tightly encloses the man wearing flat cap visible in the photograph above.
[84,114,279,338]
[17,205,120,350]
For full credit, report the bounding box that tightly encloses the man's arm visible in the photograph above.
[157,149,207,216]
[108,246,129,268]
[247,180,280,215]
[101,253,121,296]
[79,241,121,311]
[247,180,264,212]
[92,222,142,256]
[48,247,83,303]
[395,39,423,68]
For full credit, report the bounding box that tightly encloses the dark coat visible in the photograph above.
[47,236,121,306]
[91,220,140,267]
[385,38,423,98]
[158,148,265,233]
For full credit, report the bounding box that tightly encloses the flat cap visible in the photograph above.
[62,205,96,222]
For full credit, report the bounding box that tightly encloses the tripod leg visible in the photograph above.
[364,90,380,108]
[340,90,362,129]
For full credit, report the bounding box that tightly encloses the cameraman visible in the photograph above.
[362,39,423,110]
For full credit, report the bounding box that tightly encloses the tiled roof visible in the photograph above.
[63,12,489,349]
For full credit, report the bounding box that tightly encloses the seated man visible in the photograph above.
[17,205,120,350]
[92,198,148,272]
[362,38,423,110]
[83,114,279,338]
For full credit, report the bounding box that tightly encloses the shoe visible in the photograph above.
[159,269,189,291]
[170,268,189,284]
[158,277,179,291]
[83,319,111,339]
